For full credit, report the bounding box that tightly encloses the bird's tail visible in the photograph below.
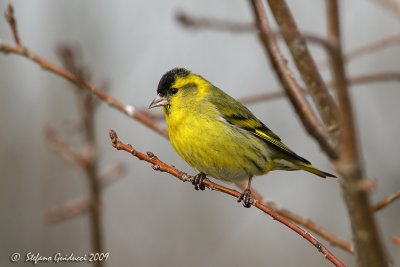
[299,163,336,178]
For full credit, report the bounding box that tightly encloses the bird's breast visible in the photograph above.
[165,106,273,182]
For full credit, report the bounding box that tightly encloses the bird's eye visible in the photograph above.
[169,88,178,95]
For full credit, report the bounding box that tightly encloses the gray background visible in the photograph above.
[1,0,399,266]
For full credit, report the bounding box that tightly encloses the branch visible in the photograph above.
[0,43,168,138]
[236,183,353,253]
[109,129,345,267]
[55,44,104,258]
[372,188,400,212]
[266,0,338,137]
[98,163,126,187]
[44,163,125,224]
[4,4,21,46]
[177,11,334,51]
[239,71,400,105]
[44,198,90,224]
[249,0,337,159]
[392,236,400,247]
[326,1,389,266]
[319,33,400,67]
[176,11,255,33]
[44,125,89,170]
[373,0,400,18]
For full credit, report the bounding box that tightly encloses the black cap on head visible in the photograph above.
[157,68,190,96]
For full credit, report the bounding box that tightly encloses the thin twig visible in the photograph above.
[44,198,90,224]
[4,4,21,46]
[326,1,389,266]
[250,0,337,159]
[319,33,400,67]
[44,163,125,224]
[44,125,89,170]
[109,129,345,267]
[236,183,354,253]
[176,11,255,33]
[240,71,400,105]
[0,43,168,138]
[238,71,400,106]
[177,11,335,51]
[372,188,400,212]
[99,163,125,187]
[392,235,400,246]
[44,123,105,254]
[374,0,400,18]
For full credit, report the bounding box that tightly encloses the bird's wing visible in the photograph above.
[211,87,310,164]
[251,123,310,164]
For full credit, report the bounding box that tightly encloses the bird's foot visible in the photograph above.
[238,188,254,208]
[192,172,206,191]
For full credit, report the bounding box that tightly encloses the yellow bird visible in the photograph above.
[149,68,335,207]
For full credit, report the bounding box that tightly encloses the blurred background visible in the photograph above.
[1,0,399,266]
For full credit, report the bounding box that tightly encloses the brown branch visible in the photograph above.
[239,71,400,107]
[372,188,400,212]
[176,11,334,51]
[44,198,90,224]
[56,44,103,259]
[82,91,103,257]
[4,4,21,46]
[236,183,354,253]
[374,0,400,17]
[392,235,400,246]
[0,43,168,138]
[266,0,338,136]
[44,163,125,224]
[319,33,400,67]
[99,163,125,187]
[176,11,255,33]
[249,0,337,159]
[44,125,89,170]
[326,1,389,266]
[344,71,400,85]
[109,129,345,267]
[239,71,400,105]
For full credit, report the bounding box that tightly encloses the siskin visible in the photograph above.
[149,68,335,207]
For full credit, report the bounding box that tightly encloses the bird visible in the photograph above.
[149,68,335,207]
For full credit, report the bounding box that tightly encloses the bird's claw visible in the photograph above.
[192,172,206,191]
[238,188,254,208]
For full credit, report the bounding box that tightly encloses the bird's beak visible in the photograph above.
[149,94,169,109]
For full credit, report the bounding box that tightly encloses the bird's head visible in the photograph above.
[149,68,209,113]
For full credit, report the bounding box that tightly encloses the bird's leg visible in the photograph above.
[192,172,207,191]
[238,176,254,208]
